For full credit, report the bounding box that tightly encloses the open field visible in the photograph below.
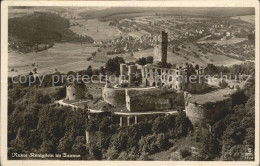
[8,7,47,18]
[132,48,242,67]
[197,38,247,45]
[231,15,255,24]
[8,40,243,77]
[79,7,254,20]
[69,19,122,41]
[8,43,104,76]
[128,30,150,38]
[92,46,243,67]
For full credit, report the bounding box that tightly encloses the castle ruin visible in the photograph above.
[119,31,207,92]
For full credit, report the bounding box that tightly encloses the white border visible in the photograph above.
[1,1,259,166]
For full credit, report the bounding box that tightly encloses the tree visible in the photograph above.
[136,57,147,65]
[130,51,134,57]
[219,79,228,89]
[40,140,56,153]
[201,129,220,155]
[99,117,112,133]
[136,56,154,66]
[105,57,125,76]
[67,71,76,76]
[152,116,167,134]
[204,64,218,75]
[175,111,192,137]
[146,56,154,64]
[33,68,37,73]
[195,64,200,70]
[89,143,102,160]
[85,65,93,77]
[138,133,170,155]
[57,133,74,153]
[71,136,87,156]
[92,51,97,57]
[164,115,175,130]
[180,147,192,158]
[93,69,100,76]
[172,45,180,53]
[99,66,106,75]
[72,80,86,99]
[104,146,119,160]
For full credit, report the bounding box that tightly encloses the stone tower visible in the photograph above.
[154,31,168,67]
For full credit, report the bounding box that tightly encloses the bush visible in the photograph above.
[152,116,167,134]
[180,147,192,158]
[138,133,170,155]
[86,93,94,100]
[219,79,228,89]
[89,143,102,160]
[175,111,192,137]
[120,83,129,88]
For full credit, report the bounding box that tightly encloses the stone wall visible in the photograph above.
[126,88,184,112]
[85,130,102,146]
[185,94,232,126]
[102,84,126,107]
[65,85,77,100]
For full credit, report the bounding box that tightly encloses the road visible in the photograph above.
[114,110,181,116]
[56,99,183,115]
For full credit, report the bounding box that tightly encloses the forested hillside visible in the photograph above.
[9,12,93,53]
[7,62,255,160]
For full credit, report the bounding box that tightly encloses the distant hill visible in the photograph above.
[9,12,93,52]
[79,7,255,20]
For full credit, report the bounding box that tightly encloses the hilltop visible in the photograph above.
[79,7,255,21]
[8,12,94,53]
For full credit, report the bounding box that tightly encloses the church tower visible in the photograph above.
[154,31,168,67]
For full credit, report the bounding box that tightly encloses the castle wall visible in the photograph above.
[85,130,102,146]
[186,75,208,93]
[120,64,129,83]
[126,88,184,112]
[102,85,126,107]
[128,65,138,85]
[66,85,77,100]
[185,96,232,126]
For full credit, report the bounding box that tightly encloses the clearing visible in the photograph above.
[231,15,255,24]
[8,43,104,76]
[69,19,122,41]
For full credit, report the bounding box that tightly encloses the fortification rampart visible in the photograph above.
[65,85,77,100]
[184,91,232,126]
[126,88,184,112]
[102,84,126,107]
